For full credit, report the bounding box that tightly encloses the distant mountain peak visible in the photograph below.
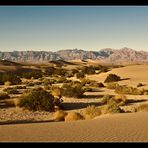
[0,47,148,63]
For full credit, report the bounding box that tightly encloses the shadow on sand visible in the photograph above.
[0,119,54,125]
[62,102,102,111]
[126,99,147,105]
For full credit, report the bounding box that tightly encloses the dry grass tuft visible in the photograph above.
[136,104,148,112]
[53,110,67,121]
[64,112,84,122]
[82,105,101,119]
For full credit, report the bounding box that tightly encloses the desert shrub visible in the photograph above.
[95,65,109,72]
[113,95,127,106]
[4,81,11,86]
[61,83,84,98]
[19,88,55,111]
[53,110,67,121]
[97,82,105,87]
[76,72,85,79]
[0,73,21,85]
[0,92,10,100]
[44,67,56,76]
[21,70,43,79]
[81,66,96,75]
[101,99,123,114]
[106,82,119,89]
[64,112,84,121]
[82,105,101,119]
[104,74,121,83]
[3,87,19,94]
[115,85,143,95]
[136,104,148,112]
[137,83,144,87]
[54,68,67,76]
[101,94,113,105]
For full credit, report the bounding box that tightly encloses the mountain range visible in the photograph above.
[0,47,148,64]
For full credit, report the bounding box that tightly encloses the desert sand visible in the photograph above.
[0,112,148,142]
[1,64,148,142]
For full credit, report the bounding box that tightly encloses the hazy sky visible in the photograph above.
[0,6,148,51]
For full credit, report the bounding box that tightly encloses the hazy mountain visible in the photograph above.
[1,47,148,63]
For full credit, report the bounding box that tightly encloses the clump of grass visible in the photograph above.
[82,105,101,119]
[106,82,119,89]
[64,112,84,122]
[61,83,84,98]
[113,95,127,105]
[115,85,144,95]
[136,104,148,112]
[53,110,67,121]
[101,99,123,114]
[101,94,113,105]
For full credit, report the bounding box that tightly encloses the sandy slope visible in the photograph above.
[87,64,148,88]
[0,112,148,142]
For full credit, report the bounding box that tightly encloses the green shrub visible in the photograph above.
[102,99,123,114]
[61,83,84,98]
[0,92,10,100]
[104,74,121,83]
[0,73,21,85]
[19,88,55,111]
[81,66,96,75]
[106,82,119,89]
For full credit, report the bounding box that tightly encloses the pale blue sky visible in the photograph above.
[0,6,148,51]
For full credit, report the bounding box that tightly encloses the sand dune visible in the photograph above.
[87,64,148,88]
[0,112,148,142]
